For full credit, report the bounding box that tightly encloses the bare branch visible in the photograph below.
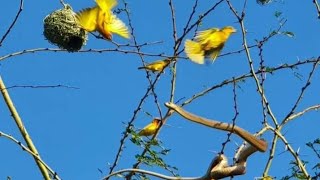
[283,104,320,125]
[226,0,279,126]
[313,0,320,19]
[0,0,24,47]
[104,168,203,180]
[0,131,61,180]
[281,60,320,125]
[268,125,311,178]
[5,84,79,90]
[0,48,180,62]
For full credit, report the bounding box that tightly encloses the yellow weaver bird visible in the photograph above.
[138,59,171,73]
[184,26,236,64]
[138,118,162,136]
[76,0,129,40]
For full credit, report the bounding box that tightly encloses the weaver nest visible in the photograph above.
[43,5,87,52]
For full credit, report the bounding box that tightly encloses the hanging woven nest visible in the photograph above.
[43,4,87,52]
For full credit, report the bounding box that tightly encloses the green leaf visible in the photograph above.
[314,138,320,144]
[282,31,294,38]
[274,11,282,18]
[265,66,275,73]
[257,0,273,5]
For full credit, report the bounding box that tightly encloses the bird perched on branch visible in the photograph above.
[76,0,130,40]
[138,59,171,73]
[138,118,162,136]
[185,26,236,64]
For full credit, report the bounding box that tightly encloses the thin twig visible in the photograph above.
[226,0,279,127]
[176,0,225,47]
[0,131,61,179]
[283,104,320,125]
[59,0,67,7]
[0,0,24,47]
[0,48,180,62]
[5,85,79,90]
[313,0,320,19]
[267,125,311,179]
[169,0,178,42]
[181,57,320,108]
[108,0,165,175]
[281,60,319,126]
[220,78,239,153]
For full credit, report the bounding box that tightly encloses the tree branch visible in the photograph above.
[165,102,268,152]
[0,131,60,179]
[0,76,51,180]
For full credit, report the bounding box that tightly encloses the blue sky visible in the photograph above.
[0,0,319,179]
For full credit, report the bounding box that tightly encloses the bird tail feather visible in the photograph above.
[184,40,205,64]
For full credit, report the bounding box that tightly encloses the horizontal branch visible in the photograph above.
[0,48,181,62]
[103,168,203,180]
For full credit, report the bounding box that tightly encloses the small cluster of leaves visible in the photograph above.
[129,127,178,178]
[280,139,320,180]
[134,139,174,168]
[257,0,273,5]
[280,160,309,180]
[306,138,320,179]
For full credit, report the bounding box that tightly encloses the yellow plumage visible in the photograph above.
[76,0,129,40]
[138,119,162,137]
[184,26,236,64]
[138,59,171,73]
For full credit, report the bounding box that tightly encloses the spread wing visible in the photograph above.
[76,7,99,32]
[195,28,219,43]
[105,14,130,39]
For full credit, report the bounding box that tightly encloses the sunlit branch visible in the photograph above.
[0,76,50,180]
[267,125,310,178]
[0,131,61,180]
[104,168,202,180]
[263,130,278,177]
[165,102,268,152]
[104,143,263,180]
[282,104,320,125]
